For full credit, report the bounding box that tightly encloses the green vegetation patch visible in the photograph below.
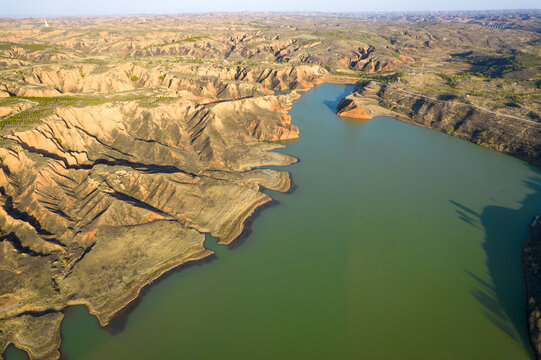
[248,21,271,29]
[332,71,405,83]
[153,36,213,48]
[0,42,58,52]
[439,72,458,87]
[0,97,108,130]
[137,96,177,108]
[0,94,179,130]
[451,51,540,78]
[311,30,386,45]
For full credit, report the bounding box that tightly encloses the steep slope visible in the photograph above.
[0,92,301,359]
[337,82,541,167]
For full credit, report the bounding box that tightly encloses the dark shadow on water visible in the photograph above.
[57,250,216,358]
[103,196,285,331]
[450,200,479,217]
[98,254,218,335]
[58,164,291,359]
[283,172,298,195]
[322,87,353,112]
[457,210,481,228]
[449,200,481,229]
[226,171,296,251]
[226,199,281,250]
[467,270,520,341]
[453,174,541,359]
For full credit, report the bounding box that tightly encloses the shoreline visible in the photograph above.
[334,83,541,168]
[23,89,307,360]
[8,81,536,360]
[320,74,360,85]
[334,82,541,358]
[96,251,219,334]
[523,216,541,359]
[59,176,291,340]
[218,170,293,246]
[28,171,293,360]
[2,11,540,359]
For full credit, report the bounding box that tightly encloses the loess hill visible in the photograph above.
[0,12,540,360]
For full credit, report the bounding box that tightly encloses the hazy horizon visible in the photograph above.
[2,0,540,18]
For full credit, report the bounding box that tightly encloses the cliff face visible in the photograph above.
[339,46,414,73]
[234,66,323,91]
[0,92,301,359]
[337,83,541,167]
[335,98,373,119]
[523,216,541,359]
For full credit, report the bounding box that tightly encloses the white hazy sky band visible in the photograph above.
[1,0,539,17]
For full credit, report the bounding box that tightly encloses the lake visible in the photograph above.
[8,83,541,359]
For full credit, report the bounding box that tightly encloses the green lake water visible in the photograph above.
[8,83,541,359]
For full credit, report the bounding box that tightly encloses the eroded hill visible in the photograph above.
[0,12,540,360]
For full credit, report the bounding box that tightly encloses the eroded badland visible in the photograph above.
[0,12,540,359]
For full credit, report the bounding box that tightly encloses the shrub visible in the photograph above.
[440,72,458,87]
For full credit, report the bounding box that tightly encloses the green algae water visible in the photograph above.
[48,84,541,359]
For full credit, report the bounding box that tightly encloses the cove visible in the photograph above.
[21,84,541,359]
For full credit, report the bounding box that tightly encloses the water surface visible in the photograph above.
[47,84,541,359]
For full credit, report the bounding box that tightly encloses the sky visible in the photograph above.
[1,0,539,17]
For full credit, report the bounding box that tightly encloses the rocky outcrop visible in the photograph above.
[0,61,318,360]
[239,39,298,61]
[0,40,323,360]
[131,39,231,58]
[339,46,413,73]
[0,102,32,117]
[336,82,402,119]
[337,82,541,167]
[336,98,372,119]
[4,47,73,63]
[235,65,323,91]
[5,64,153,96]
[164,75,272,101]
[0,92,301,359]
[1,64,321,98]
[523,216,541,359]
